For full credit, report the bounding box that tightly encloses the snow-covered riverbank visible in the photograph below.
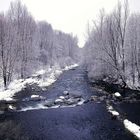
[0,64,78,101]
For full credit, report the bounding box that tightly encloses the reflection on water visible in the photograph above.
[0,120,29,140]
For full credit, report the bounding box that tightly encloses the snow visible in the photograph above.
[8,105,16,110]
[38,73,56,87]
[55,98,63,103]
[107,105,120,116]
[0,78,42,101]
[37,69,60,87]
[20,102,55,112]
[110,110,119,116]
[31,95,40,99]
[114,92,121,97]
[20,105,46,112]
[108,106,113,110]
[59,96,65,99]
[63,90,69,95]
[0,79,27,101]
[107,105,140,139]
[34,69,46,76]
[124,119,140,139]
[63,64,78,71]
[54,69,63,77]
[106,105,140,139]
[50,105,60,109]
[0,64,78,101]
[77,98,85,105]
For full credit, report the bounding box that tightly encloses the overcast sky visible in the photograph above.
[0,0,140,47]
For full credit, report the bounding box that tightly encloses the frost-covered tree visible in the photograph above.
[83,0,139,87]
[8,1,36,78]
[0,0,79,88]
[0,13,19,88]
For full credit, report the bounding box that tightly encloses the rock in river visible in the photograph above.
[63,91,69,95]
[55,98,64,104]
[44,100,54,107]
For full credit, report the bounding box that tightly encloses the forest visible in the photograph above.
[0,1,79,88]
[83,0,140,89]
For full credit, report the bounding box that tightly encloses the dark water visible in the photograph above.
[0,67,136,140]
[91,77,140,128]
[117,102,140,126]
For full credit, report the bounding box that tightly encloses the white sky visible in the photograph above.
[0,0,140,47]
